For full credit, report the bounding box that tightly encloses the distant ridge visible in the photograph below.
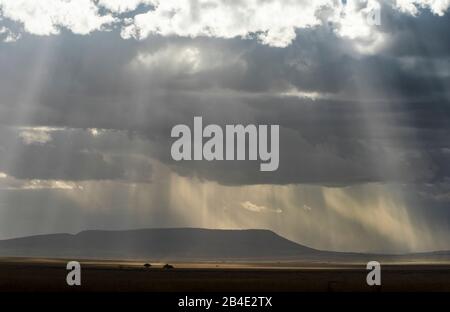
[1,228,449,261]
[0,228,323,260]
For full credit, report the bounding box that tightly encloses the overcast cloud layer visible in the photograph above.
[0,0,449,253]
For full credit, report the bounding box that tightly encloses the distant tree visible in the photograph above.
[163,263,174,269]
[144,263,151,269]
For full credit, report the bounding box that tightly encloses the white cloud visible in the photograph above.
[132,45,203,74]
[19,128,52,145]
[120,0,330,48]
[130,44,246,77]
[395,0,450,16]
[333,0,382,39]
[0,0,448,47]
[22,180,83,190]
[0,172,83,190]
[88,128,104,137]
[240,201,282,214]
[0,0,116,36]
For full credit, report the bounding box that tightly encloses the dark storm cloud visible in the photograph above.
[0,127,153,182]
[6,145,123,180]
[382,9,450,58]
[0,4,448,186]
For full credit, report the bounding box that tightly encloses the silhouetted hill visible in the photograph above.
[0,228,324,260]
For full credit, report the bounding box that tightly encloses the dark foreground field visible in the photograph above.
[1,258,450,292]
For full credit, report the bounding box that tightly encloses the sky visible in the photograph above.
[0,0,449,253]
